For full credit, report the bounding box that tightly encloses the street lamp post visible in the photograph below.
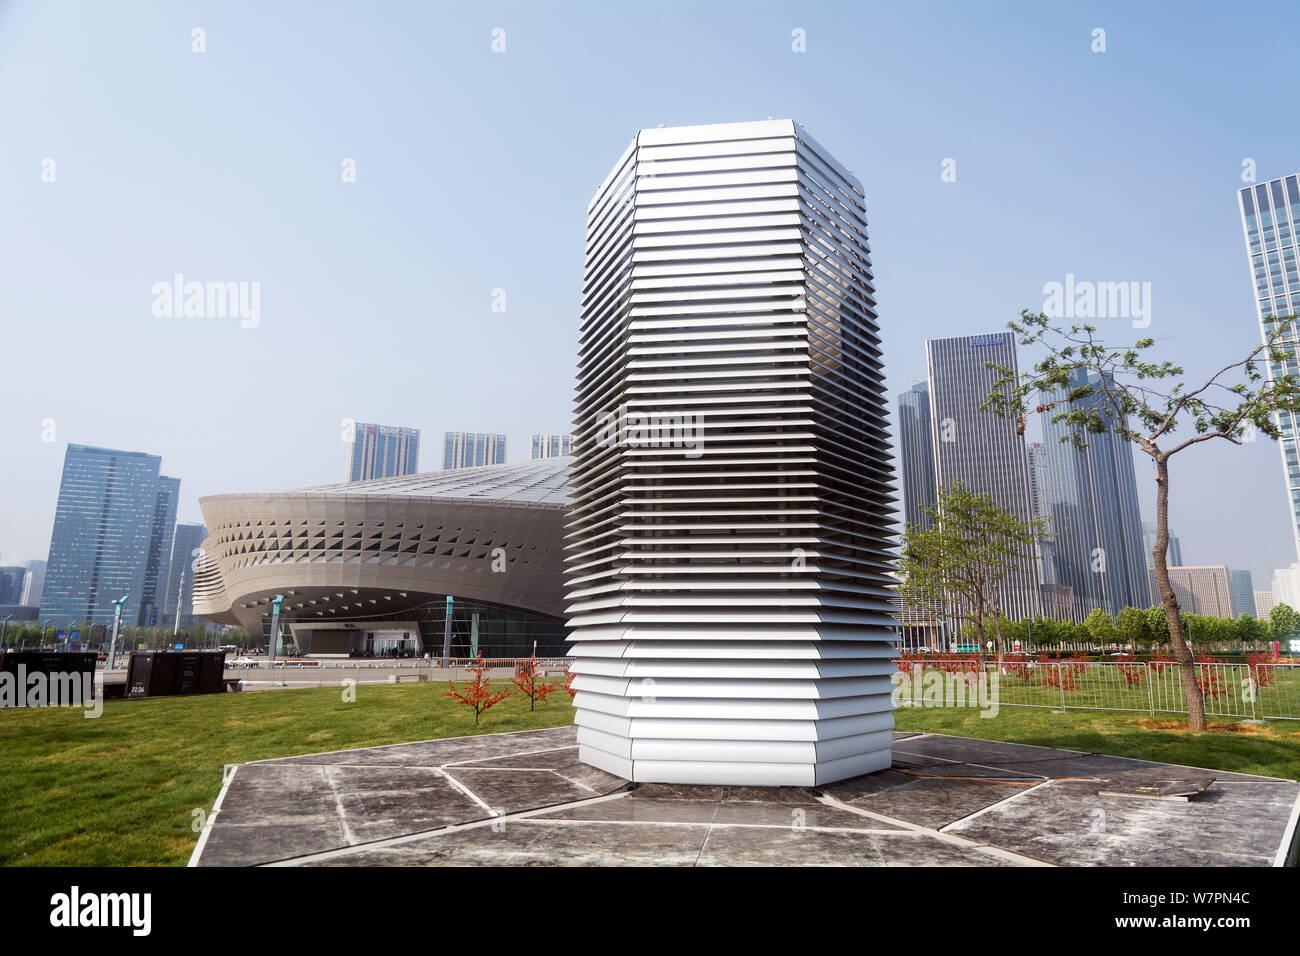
[108,594,128,670]
[1,615,11,650]
[268,595,284,663]
[38,619,52,650]
[441,595,454,667]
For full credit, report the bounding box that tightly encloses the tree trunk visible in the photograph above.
[1152,454,1207,731]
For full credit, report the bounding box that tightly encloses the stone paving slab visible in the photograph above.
[191,728,1300,868]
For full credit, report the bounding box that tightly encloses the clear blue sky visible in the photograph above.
[2,0,1298,587]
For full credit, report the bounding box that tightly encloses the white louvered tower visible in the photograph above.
[567,119,898,786]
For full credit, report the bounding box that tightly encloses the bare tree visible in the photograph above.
[984,310,1300,731]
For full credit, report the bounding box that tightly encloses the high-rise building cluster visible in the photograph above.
[38,444,200,629]
[898,331,1276,628]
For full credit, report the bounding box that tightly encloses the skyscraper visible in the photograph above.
[20,559,46,608]
[138,475,180,625]
[1238,174,1300,562]
[530,434,573,459]
[0,567,25,605]
[1038,369,1148,617]
[346,423,420,482]
[1163,566,1235,617]
[924,332,1041,620]
[568,119,897,786]
[442,432,506,469]
[1229,569,1254,618]
[896,382,936,532]
[1141,521,1183,568]
[163,522,208,631]
[1255,589,1277,619]
[41,444,167,627]
[1026,441,1049,521]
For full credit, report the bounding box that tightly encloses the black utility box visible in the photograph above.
[126,650,228,698]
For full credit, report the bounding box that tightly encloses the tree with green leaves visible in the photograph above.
[984,309,1300,730]
[1235,613,1268,648]
[899,478,1050,665]
[1115,606,1151,649]
[1270,602,1300,642]
[1083,607,1118,647]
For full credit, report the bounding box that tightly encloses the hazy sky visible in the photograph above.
[2,0,1298,587]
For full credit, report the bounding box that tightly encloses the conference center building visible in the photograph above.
[192,459,570,658]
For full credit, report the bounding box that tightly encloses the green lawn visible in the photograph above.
[0,682,573,867]
[3,681,1298,867]
[893,706,1300,781]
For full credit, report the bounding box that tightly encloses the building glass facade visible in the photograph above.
[163,522,208,630]
[1141,521,1183,569]
[347,423,420,482]
[1239,174,1300,561]
[897,382,936,533]
[41,445,164,627]
[1038,369,1148,617]
[443,432,507,469]
[138,475,179,625]
[530,434,573,459]
[924,332,1041,621]
[1229,568,1254,618]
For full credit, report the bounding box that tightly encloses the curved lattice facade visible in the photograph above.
[194,459,570,656]
[567,119,898,786]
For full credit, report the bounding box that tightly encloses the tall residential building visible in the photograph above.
[346,423,420,482]
[20,559,46,607]
[897,382,936,532]
[1238,175,1300,562]
[41,444,169,627]
[1162,566,1235,617]
[1228,569,1254,618]
[530,434,573,460]
[443,432,506,469]
[1141,521,1183,568]
[163,522,208,631]
[924,331,1041,621]
[0,567,25,605]
[568,119,896,786]
[138,475,180,625]
[1038,369,1148,617]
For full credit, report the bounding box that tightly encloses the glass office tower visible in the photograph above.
[897,382,936,533]
[346,423,420,482]
[1239,174,1300,562]
[163,522,209,630]
[924,332,1042,621]
[41,445,165,627]
[1038,369,1148,617]
[138,475,180,625]
[442,432,507,469]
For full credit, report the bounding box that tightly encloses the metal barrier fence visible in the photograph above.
[222,658,571,686]
[892,659,1300,721]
